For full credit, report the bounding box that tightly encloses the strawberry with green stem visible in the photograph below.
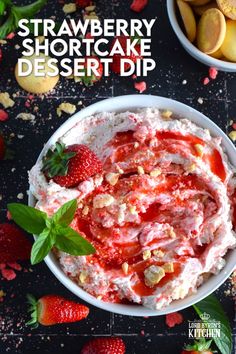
[27,294,89,327]
[182,339,215,354]
[42,142,103,187]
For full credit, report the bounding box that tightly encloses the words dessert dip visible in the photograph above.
[29,108,236,310]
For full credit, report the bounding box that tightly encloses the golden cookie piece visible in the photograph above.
[216,0,236,20]
[210,47,223,58]
[177,0,197,42]
[197,8,226,54]
[190,0,211,5]
[15,53,59,94]
[221,19,236,61]
[193,1,219,15]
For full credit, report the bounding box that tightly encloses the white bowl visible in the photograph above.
[28,95,236,316]
[166,0,236,72]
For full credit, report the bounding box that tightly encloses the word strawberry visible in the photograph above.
[0,223,31,263]
[77,57,103,86]
[76,0,92,8]
[130,0,148,13]
[110,36,141,74]
[27,294,89,326]
[182,339,213,354]
[42,142,102,188]
[81,337,126,354]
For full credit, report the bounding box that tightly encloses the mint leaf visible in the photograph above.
[52,199,77,226]
[193,294,232,354]
[0,0,47,39]
[55,226,95,256]
[31,228,54,265]
[8,203,47,234]
[12,0,47,19]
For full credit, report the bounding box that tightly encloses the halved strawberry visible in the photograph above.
[0,223,31,263]
[81,337,126,354]
[42,143,103,188]
[27,294,89,326]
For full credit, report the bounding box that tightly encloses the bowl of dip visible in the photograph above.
[28,95,236,316]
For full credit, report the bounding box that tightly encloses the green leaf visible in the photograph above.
[52,199,77,226]
[193,294,232,354]
[55,226,95,256]
[8,203,47,235]
[0,0,47,39]
[30,228,54,265]
[12,0,47,19]
[0,12,14,39]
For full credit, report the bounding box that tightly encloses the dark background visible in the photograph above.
[0,0,235,353]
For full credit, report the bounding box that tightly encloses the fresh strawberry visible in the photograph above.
[27,294,89,326]
[110,36,141,74]
[130,0,148,13]
[0,223,31,263]
[76,0,92,8]
[181,339,213,354]
[78,56,103,86]
[81,337,126,354]
[42,142,103,188]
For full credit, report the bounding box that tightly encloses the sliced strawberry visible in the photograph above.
[165,311,183,328]
[81,337,126,354]
[110,36,141,74]
[27,294,89,326]
[78,57,103,86]
[42,143,103,188]
[0,223,31,263]
[76,0,92,8]
[130,0,148,13]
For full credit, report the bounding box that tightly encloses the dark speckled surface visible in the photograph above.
[0,1,235,353]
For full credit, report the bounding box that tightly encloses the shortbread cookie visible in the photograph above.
[177,0,197,42]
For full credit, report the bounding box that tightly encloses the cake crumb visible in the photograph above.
[63,3,76,13]
[57,102,76,117]
[0,92,15,108]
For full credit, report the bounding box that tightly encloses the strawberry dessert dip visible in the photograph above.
[29,108,236,310]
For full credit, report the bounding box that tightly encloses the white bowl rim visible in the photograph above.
[166,0,236,70]
[28,94,236,316]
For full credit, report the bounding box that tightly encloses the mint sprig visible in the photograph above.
[193,294,232,354]
[7,199,95,265]
[0,0,47,39]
